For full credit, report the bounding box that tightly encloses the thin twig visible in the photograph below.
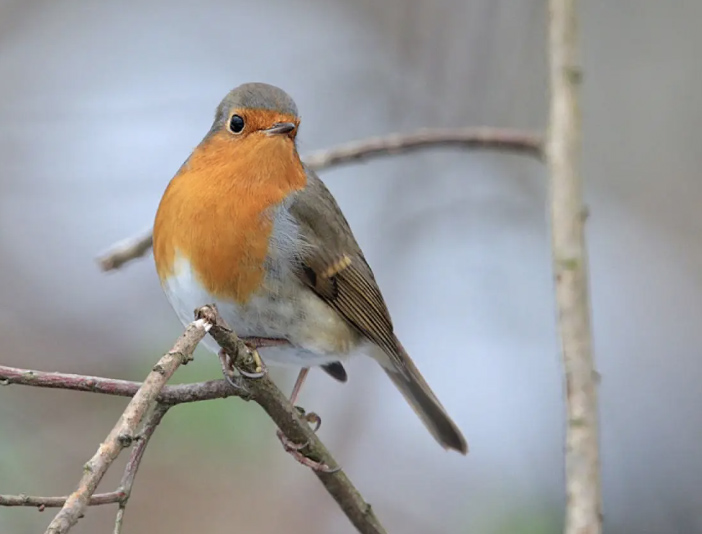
[204,305,386,534]
[547,1,602,533]
[97,231,153,271]
[0,405,169,532]
[96,127,542,272]
[43,317,212,534]
[0,366,241,404]
[304,127,542,170]
[113,404,169,534]
[0,493,123,509]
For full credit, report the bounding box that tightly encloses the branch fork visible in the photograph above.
[1,305,387,534]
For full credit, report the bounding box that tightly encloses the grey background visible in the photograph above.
[1,1,700,533]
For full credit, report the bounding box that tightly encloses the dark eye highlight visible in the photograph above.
[229,114,245,134]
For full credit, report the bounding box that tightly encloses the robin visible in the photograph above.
[152,82,468,465]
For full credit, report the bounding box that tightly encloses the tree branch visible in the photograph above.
[42,317,212,534]
[112,404,169,534]
[547,1,602,533]
[0,366,240,404]
[98,231,153,271]
[0,492,123,509]
[96,127,542,272]
[2,306,387,534]
[303,127,542,170]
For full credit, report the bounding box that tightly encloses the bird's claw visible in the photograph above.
[298,410,322,433]
[275,429,340,473]
[237,366,266,379]
[223,372,247,390]
[218,349,249,392]
[241,342,267,377]
[218,347,267,388]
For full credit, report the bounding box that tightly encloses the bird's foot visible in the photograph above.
[276,428,339,473]
[276,407,338,472]
[239,353,266,378]
[218,349,248,390]
[296,407,322,433]
[218,342,270,381]
[236,337,289,378]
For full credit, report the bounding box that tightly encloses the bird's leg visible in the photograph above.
[240,336,290,349]
[289,367,309,406]
[289,368,322,431]
[276,368,338,473]
[277,433,339,473]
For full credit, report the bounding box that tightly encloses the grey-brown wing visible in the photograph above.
[290,168,404,368]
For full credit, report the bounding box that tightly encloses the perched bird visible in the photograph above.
[153,82,467,459]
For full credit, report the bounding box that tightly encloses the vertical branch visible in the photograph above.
[547,1,602,534]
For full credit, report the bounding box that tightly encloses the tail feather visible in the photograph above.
[380,343,468,454]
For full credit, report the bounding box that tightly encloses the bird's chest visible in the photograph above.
[159,202,359,366]
[161,204,307,338]
[163,258,307,337]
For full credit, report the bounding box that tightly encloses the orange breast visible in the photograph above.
[153,129,307,303]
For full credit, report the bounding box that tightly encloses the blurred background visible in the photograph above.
[1,1,700,533]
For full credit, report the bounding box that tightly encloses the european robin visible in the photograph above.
[152,82,468,459]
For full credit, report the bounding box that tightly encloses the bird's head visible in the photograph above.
[175,82,306,194]
[209,82,300,144]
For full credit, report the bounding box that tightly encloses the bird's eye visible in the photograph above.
[229,114,245,134]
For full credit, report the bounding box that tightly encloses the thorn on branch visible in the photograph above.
[167,350,193,365]
[117,433,133,447]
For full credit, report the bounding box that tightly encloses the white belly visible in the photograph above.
[161,254,362,368]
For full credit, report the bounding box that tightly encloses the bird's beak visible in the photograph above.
[264,122,296,135]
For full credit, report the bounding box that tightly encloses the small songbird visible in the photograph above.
[153,82,467,457]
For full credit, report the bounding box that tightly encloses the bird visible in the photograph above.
[152,82,468,463]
